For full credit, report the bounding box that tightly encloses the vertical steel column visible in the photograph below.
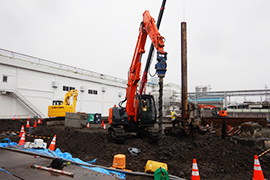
[181,22,189,120]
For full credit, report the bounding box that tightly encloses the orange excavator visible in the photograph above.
[199,104,227,117]
[108,10,167,143]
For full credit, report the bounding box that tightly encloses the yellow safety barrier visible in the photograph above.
[1,130,51,139]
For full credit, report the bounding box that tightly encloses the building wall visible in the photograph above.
[0,49,181,119]
[0,53,127,118]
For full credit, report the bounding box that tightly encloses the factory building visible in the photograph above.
[0,48,181,119]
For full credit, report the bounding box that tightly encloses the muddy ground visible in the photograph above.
[1,119,270,180]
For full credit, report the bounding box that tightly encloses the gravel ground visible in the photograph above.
[1,119,270,180]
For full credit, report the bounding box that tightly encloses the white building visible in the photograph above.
[0,48,181,119]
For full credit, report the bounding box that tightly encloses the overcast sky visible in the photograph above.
[1,0,270,94]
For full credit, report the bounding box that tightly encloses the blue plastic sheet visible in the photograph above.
[0,168,12,175]
[0,142,125,179]
[0,141,17,147]
[54,148,125,179]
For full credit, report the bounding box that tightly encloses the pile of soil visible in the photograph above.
[1,119,270,180]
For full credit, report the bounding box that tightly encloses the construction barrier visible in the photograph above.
[252,155,265,180]
[191,159,200,180]
[19,125,24,137]
[1,130,51,140]
[18,132,25,146]
[49,135,57,151]
[26,119,30,128]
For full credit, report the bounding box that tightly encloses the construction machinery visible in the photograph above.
[48,89,78,119]
[199,104,228,117]
[108,10,167,143]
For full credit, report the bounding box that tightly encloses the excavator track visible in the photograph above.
[148,127,161,142]
[108,127,126,144]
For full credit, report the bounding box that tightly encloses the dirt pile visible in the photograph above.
[1,120,270,180]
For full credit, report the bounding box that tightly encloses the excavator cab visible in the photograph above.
[137,95,156,125]
[109,94,156,125]
[52,100,63,105]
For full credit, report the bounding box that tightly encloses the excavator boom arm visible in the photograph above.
[125,10,166,119]
[63,90,78,107]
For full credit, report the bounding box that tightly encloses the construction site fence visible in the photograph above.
[200,110,270,118]
[0,115,33,120]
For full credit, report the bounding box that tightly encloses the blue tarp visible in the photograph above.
[0,140,125,179]
[0,167,13,175]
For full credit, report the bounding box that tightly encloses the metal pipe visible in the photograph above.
[30,164,74,177]
[181,22,189,120]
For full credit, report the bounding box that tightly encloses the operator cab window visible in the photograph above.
[3,75,7,83]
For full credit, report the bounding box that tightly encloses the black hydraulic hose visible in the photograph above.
[144,0,166,72]
[139,0,167,95]
[119,98,127,108]
[0,167,25,180]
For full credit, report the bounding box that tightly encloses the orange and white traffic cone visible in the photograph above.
[38,119,41,124]
[101,120,104,128]
[13,115,15,120]
[191,159,200,180]
[33,120,37,128]
[19,125,24,137]
[48,135,57,151]
[18,132,25,146]
[18,115,20,120]
[103,124,106,130]
[87,122,90,128]
[26,119,30,128]
[252,155,265,180]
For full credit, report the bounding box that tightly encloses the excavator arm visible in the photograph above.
[125,10,167,121]
[63,90,78,106]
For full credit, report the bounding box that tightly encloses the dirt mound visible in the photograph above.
[1,120,270,180]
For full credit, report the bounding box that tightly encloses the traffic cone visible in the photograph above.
[26,119,30,128]
[18,115,20,120]
[101,120,104,128]
[252,155,265,180]
[38,119,41,124]
[19,125,24,137]
[87,122,90,128]
[103,124,106,130]
[191,159,200,180]
[33,120,37,128]
[48,135,56,151]
[18,132,25,146]
[13,115,15,120]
